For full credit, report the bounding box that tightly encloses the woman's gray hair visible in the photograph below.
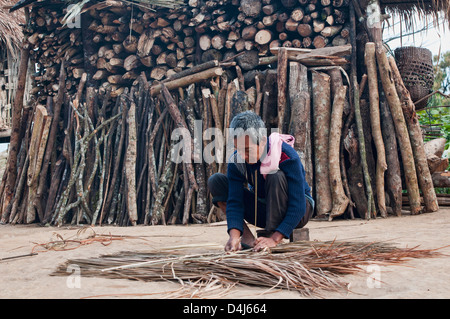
[229,111,267,144]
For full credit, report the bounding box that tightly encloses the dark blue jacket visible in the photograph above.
[226,141,312,238]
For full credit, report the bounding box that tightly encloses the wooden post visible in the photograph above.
[365,42,387,217]
[350,1,375,219]
[389,56,439,213]
[277,47,288,132]
[312,71,332,217]
[379,92,403,216]
[328,86,350,220]
[288,62,313,188]
[26,105,52,223]
[376,47,422,215]
[0,43,30,222]
[125,98,138,226]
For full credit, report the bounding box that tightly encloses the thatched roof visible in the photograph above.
[380,0,450,29]
[0,0,25,57]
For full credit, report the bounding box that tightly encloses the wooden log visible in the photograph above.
[150,67,223,96]
[424,138,447,158]
[376,46,422,215]
[312,71,332,217]
[236,50,259,71]
[199,34,212,50]
[288,62,313,188]
[389,55,439,213]
[160,84,198,193]
[241,0,262,18]
[211,34,226,50]
[379,92,402,216]
[321,25,343,37]
[432,171,450,188]
[277,48,288,132]
[255,29,272,45]
[365,42,387,217]
[285,18,299,32]
[150,66,168,81]
[427,156,448,174]
[344,125,369,218]
[26,105,52,224]
[0,42,29,221]
[270,44,352,60]
[297,23,313,37]
[242,25,257,40]
[328,86,350,220]
[313,35,328,48]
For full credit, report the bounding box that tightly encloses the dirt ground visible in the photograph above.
[1,207,449,299]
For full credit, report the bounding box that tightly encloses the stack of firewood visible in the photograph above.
[25,6,84,101]
[15,0,443,227]
[23,0,352,101]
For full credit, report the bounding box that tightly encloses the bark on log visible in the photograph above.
[344,125,369,218]
[432,171,450,188]
[150,67,223,96]
[125,99,138,226]
[328,86,350,220]
[26,105,52,224]
[160,84,198,192]
[312,71,332,217]
[379,92,402,216]
[0,43,30,221]
[376,46,422,215]
[389,55,439,213]
[424,138,447,158]
[288,62,313,188]
[364,42,387,217]
[277,48,288,132]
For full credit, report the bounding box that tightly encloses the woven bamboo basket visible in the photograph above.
[394,47,434,110]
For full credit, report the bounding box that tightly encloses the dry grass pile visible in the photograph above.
[51,240,446,297]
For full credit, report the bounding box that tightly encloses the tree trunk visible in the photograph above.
[277,47,288,132]
[0,44,29,221]
[125,99,138,226]
[312,71,332,217]
[376,46,422,215]
[288,62,313,188]
[328,86,350,220]
[379,92,402,216]
[365,42,387,217]
[389,56,439,213]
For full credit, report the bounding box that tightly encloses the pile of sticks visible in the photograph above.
[25,5,84,101]
[0,0,354,226]
[0,0,442,226]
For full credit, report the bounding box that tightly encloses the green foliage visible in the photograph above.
[417,51,450,148]
[417,51,450,193]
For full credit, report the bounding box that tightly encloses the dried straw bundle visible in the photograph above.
[52,240,445,297]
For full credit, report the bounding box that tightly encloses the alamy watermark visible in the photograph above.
[366,264,382,289]
[66,264,81,289]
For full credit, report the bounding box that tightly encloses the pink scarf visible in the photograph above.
[260,133,295,178]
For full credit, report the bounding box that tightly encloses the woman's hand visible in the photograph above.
[253,231,284,251]
[225,229,242,252]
